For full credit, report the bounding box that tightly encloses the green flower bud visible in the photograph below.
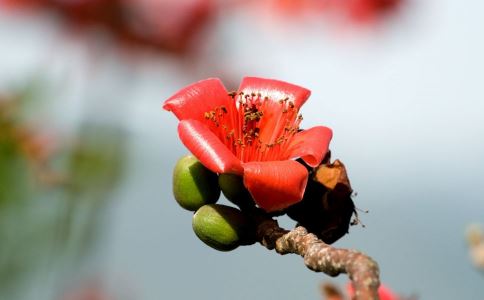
[192,204,254,251]
[172,155,220,211]
[218,173,254,209]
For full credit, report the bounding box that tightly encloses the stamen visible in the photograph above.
[204,91,303,163]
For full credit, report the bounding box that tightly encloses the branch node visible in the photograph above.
[253,213,380,300]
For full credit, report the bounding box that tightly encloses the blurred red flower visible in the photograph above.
[255,0,402,24]
[0,0,214,53]
[347,282,400,300]
[121,0,214,53]
[338,0,402,23]
[61,280,114,300]
[164,77,332,212]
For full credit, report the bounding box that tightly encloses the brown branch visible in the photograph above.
[253,214,380,300]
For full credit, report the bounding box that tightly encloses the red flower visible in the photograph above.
[0,0,214,54]
[248,0,402,25]
[163,77,332,212]
[347,283,399,300]
[341,0,402,23]
[120,0,214,53]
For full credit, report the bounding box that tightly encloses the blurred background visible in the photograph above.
[0,0,483,299]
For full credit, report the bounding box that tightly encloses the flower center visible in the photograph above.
[204,91,303,163]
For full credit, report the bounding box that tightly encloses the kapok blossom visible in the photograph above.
[163,77,332,212]
[250,0,402,25]
[0,0,214,54]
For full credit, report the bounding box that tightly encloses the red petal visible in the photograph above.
[286,126,333,167]
[242,160,308,212]
[238,77,311,109]
[178,120,243,174]
[163,78,234,122]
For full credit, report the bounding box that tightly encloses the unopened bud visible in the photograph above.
[218,173,254,209]
[192,204,254,251]
[172,155,220,211]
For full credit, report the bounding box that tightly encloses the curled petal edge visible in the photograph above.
[178,120,243,175]
[242,160,308,212]
[286,126,333,168]
[163,78,233,122]
[238,77,311,109]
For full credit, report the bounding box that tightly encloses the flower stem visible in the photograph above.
[251,210,380,300]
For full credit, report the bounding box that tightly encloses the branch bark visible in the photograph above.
[253,214,380,300]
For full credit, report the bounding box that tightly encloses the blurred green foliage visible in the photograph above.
[0,85,126,299]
